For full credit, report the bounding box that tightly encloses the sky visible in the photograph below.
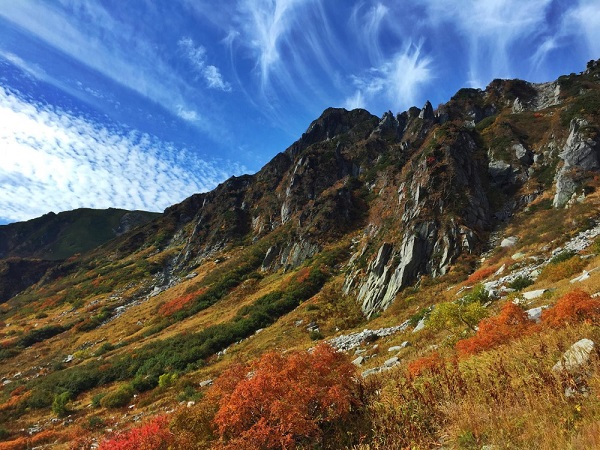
[1,0,599,224]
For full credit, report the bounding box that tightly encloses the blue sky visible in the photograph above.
[1,0,599,224]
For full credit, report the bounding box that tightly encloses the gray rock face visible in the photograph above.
[488,159,514,185]
[554,119,600,207]
[261,240,320,271]
[513,143,533,165]
[419,101,435,121]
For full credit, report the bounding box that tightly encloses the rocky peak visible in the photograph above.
[418,100,435,121]
[289,107,378,156]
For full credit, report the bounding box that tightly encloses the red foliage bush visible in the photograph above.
[210,343,362,449]
[97,416,174,450]
[158,289,206,316]
[456,302,535,357]
[0,431,60,450]
[541,289,600,327]
[407,351,443,378]
[466,265,498,284]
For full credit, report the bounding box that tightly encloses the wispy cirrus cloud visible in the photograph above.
[562,0,600,57]
[235,0,309,87]
[0,1,205,125]
[422,0,554,86]
[0,86,244,223]
[345,41,433,112]
[178,37,231,92]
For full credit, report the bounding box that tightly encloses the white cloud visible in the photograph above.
[345,42,433,112]
[178,37,232,92]
[0,86,244,223]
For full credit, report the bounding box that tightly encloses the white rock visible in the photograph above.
[388,346,402,352]
[494,264,506,276]
[526,306,548,323]
[522,289,548,300]
[570,270,590,283]
[352,356,365,366]
[383,356,399,367]
[501,236,518,248]
[413,318,426,333]
[199,379,213,388]
[553,339,595,372]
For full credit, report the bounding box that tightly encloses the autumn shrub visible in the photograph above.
[0,431,60,450]
[209,343,364,449]
[541,289,600,327]
[407,352,444,378]
[466,265,498,284]
[97,416,174,450]
[159,290,205,317]
[456,302,536,357]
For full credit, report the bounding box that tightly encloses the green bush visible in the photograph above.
[158,372,177,388]
[100,385,134,409]
[84,415,106,431]
[91,393,105,408]
[27,389,54,409]
[549,250,577,265]
[52,392,70,417]
[508,275,534,291]
[17,324,68,348]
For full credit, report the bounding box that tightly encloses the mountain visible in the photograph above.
[1,59,600,449]
[0,208,159,302]
[0,208,160,260]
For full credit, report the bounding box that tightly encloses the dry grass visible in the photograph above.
[360,323,600,449]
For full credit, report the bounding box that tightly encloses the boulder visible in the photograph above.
[522,289,548,300]
[352,356,365,366]
[501,236,518,248]
[552,338,595,372]
[383,356,400,368]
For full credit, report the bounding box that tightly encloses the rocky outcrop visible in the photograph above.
[261,240,320,271]
[554,119,600,207]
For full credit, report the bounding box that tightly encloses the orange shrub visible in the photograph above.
[97,416,173,450]
[210,343,363,449]
[466,265,498,284]
[407,351,443,378]
[456,302,535,357]
[0,431,59,450]
[541,289,600,327]
[158,289,206,316]
[0,437,27,450]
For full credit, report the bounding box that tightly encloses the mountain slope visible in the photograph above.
[0,59,600,449]
[0,208,160,261]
